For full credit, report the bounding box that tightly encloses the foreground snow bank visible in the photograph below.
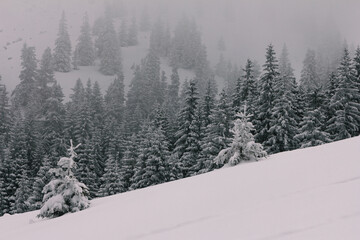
[1,137,360,240]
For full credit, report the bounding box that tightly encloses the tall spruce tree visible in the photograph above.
[53,11,72,72]
[255,44,279,148]
[119,19,128,47]
[240,59,258,117]
[99,15,122,75]
[12,44,37,110]
[37,47,55,107]
[119,135,138,191]
[130,123,170,190]
[0,75,10,148]
[76,13,95,66]
[164,67,180,125]
[300,49,319,90]
[127,15,138,46]
[266,45,299,153]
[295,88,331,148]
[173,81,201,178]
[327,48,360,140]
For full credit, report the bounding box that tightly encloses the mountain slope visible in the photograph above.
[1,137,360,240]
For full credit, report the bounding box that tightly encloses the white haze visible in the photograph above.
[0,0,359,91]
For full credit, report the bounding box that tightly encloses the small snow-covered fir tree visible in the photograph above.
[38,140,89,218]
[215,107,267,166]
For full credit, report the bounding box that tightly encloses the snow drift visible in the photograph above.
[1,136,359,240]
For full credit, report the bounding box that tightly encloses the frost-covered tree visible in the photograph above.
[12,44,37,110]
[170,17,202,70]
[99,16,122,76]
[295,88,331,148]
[232,77,243,113]
[28,156,53,210]
[38,140,89,219]
[300,49,319,91]
[240,59,258,116]
[119,135,138,191]
[53,11,72,72]
[99,140,123,197]
[140,6,151,32]
[127,15,138,46]
[215,109,267,166]
[327,48,360,140]
[13,169,31,213]
[266,45,299,153]
[255,44,279,147]
[173,81,202,178]
[37,47,54,105]
[164,67,180,124]
[354,46,360,81]
[130,123,170,190]
[76,13,95,66]
[0,75,10,147]
[118,19,128,47]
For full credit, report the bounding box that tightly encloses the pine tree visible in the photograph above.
[173,81,201,178]
[294,88,331,148]
[354,46,360,81]
[53,11,72,72]
[266,45,299,153]
[38,140,89,219]
[76,13,95,66]
[215,109,267,166]
[118,19,128,47]
[198,91,233,172]
[13,169,31,213]
[105,75,125,125]
[99,152,123,197]
[327,48,360,140]
[300,49,319,90]
[255,44,279,148]
[240,59,258,116]
[41,83,66,161]
[130,124,170,190]
[127,15,138,46]
[232,77,243,113]
[0,75,10,148]
[37,47,54,107]
[215,53,227,79]
[12,44,37,110]
[170,17,202,70]
[28,156,53,210]
[164,67,180,124]
[140,6,151,32]
[99,16,122,75]
[119,135,138,191]
[0,152,17,215]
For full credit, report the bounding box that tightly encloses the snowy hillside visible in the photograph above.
[1,137,359,240]
[0,0,195,99]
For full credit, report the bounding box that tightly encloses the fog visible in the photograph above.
[1,0,360,91]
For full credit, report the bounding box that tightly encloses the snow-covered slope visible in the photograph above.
[1,137,360,240]
[0,0,195,100]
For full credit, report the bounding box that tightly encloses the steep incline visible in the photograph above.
[1,136,360,240]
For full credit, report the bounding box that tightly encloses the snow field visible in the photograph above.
[0,136,359,240]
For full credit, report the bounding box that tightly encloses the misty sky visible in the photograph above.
[1,0,360,90]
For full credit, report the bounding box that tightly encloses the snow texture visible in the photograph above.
[0,136,359,239]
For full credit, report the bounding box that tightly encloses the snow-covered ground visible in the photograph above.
[0,0,195,101]
[1,136,359,240]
